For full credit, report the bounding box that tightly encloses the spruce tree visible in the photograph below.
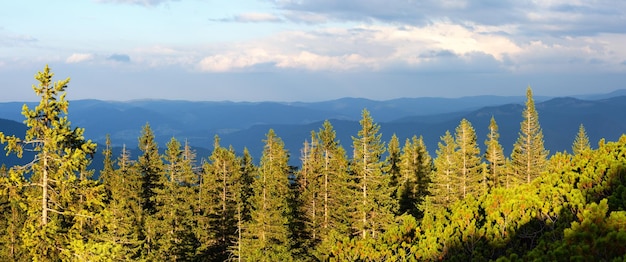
[454,119,482,199]
[242,129,293,260]
[0,164,26,260]
[230,147,255,260]
[316,120,351,237]
[430,131,458,208]
[299,121,352,258]
[385,134,401,214]
[398,135,432,218]
[134,123,164,257]
[484,117,506,190]
[350,109,393,239]
[298,132,323,245]
[0,65,107,260]
[198,136,242,260]
[510,86,548,184]
[103,144,143,259]
[572,124,591,155]
[100,135,115,194]
[150,137,198,260]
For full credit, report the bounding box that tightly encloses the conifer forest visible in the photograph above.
[1,66,625,261]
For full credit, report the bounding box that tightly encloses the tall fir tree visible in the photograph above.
[572,124,591,155]
[100,134,115,195]
[484,117,507,190]
[510,86,549,184]
[242,129,294,260]
[454,119,482,199]
[198,136,242,260]
[230,147,255,260]
[385,134,402,214]
[149,137,198,260]
[430,131,458,208]
[398,135,432,218]
[0,65,110,260]
[350,109,393,239]
[298,121,352,259]
[316,120,351,237]
[134,123,164,258]
[298,132,323,246]
[102,144,144,259]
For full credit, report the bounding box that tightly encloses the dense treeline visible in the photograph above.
[1,66,625,261]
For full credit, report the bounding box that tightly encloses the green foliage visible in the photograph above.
[1,68,625,261]
[0,165,26,260]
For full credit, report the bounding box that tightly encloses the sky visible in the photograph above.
[1,0,625,102]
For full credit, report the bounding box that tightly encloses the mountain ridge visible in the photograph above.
[1,90,625,168]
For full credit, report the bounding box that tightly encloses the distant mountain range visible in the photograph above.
[1,89,625,171]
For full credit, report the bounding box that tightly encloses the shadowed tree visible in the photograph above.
[398,135,432,218]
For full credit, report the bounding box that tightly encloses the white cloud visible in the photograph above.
[195,22,524,72]
[66,53,95,63]
[234,13,282,23]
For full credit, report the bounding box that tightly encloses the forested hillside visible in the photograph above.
[1,66,625,261]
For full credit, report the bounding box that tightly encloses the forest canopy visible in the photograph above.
[1,66,625,261]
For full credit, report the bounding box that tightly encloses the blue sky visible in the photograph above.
[1,0,625,102]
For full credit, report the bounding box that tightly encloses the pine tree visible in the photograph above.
[430,131,458,208]
[0,65,107,260]
[242,129,293,260]
[484,117,506,190]
[511,86,549,184]
[454,119,482,200]
[572,124,591,155]
[398,135,432,218]
[350,109,393,239]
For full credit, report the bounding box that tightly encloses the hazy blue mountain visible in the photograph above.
[217,95,626,165]
[1,91,625,168]
[0,94,555,148]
